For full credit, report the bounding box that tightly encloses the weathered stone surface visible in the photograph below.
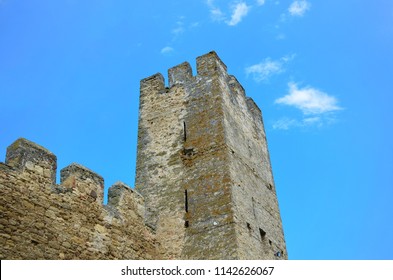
[0,51,286,260]
[0,141,157,260]
[135,51,287,259]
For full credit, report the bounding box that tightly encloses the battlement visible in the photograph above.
[228,75,246,97]
[168,62,193,87]
[140,51,229,93]
[138,52,264,137]
[138,51,262,123]
[1,138,144,207]
[60,163,104,204]
[5,138,57,185]
[0,138,157,259]
[107,181,145,218]
[140,73,165,95]
[196,51,227,77]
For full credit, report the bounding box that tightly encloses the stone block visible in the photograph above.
[5,138,57,185]
[60,163,104,204]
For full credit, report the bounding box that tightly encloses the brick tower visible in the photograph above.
[135,51,287,259]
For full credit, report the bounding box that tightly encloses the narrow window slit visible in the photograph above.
[183,122,187,142]
[184,189,188,213]
[259,228,266,241]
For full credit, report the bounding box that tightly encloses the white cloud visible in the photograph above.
[273,83,342,130]
[160,46,174,54]
[171,17,186,36]
[246,59,283,82]
[227,2,250,26]
[211,7,225,21]
[206,0,225,22]
[257,0,266,6]
[172,26,184,35]
[275,83,341,115]
[206,1,253,26]
[245,54,295,82]
[303,116,321,125]
[281,54,295,62]
[272,116,324,130]
[288,0,311,17]
[272,118,300,130]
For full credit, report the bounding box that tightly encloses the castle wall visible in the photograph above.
[0,138,158,259]
[221,75,287,259]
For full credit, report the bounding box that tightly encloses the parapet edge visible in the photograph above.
[6,138,55,157]
[246,97,262,116]
[60,163,104,185]
[228,75,246,97]
[139,51,229,94]
[140,73,165,94]
[0,138,135,208]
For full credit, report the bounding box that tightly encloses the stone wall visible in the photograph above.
[0,138,158,259]
[135,51,287,259]
[222,75,287,259]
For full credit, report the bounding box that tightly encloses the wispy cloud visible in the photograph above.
[246,59,283,82]
[245,54,295,82]
[171,17,186,36]
[163,16,196,55]
[172,26,184,35]
[303,116,321,125]
[227,2,250,26]
[206,0,226,22]
[288,0,311,17]
[206,1,252,26]
[160,46,174,54]
[275,82,341,115]
[211,7,225,21]
[272,117,300,130]
[256,0,266,6]
[272,115,341,130]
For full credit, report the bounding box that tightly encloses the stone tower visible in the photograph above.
[135,51,287,259]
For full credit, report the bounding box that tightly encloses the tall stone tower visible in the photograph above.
[135,51,287,259]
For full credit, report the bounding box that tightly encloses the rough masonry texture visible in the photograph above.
[0,51,287,260]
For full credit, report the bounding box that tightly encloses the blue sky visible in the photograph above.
[1,0,392,260]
